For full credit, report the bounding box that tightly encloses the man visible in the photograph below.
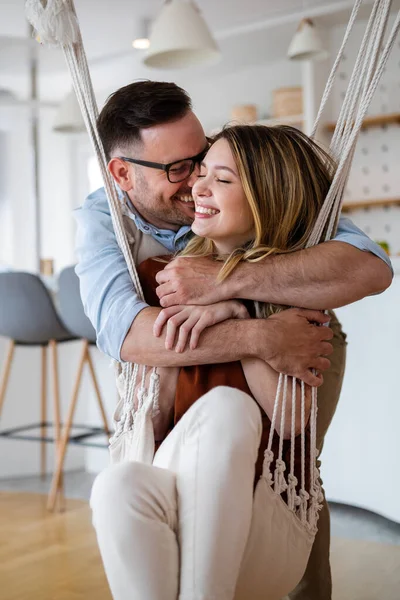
[76,81,392,600]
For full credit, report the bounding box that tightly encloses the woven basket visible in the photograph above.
[272,87,303,118]
[230,104,258,123]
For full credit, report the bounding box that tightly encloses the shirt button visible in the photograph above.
[143,226,150,231]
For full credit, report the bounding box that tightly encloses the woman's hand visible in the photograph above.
[153,301,249,352]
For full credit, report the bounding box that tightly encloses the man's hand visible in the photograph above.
[153,300,249,352]
[260,308,334,387]
[156,256,226,307]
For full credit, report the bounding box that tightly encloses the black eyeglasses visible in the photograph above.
[118,143,210,183]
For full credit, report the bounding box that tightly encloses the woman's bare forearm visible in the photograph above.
[120,307,261,366]
[241,357,311,437]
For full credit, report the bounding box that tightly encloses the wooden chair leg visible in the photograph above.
[49,340,65,511]
[0,340,15,419]
[41,345,47,480]
[85,344,111,439]
[47,340,88,511]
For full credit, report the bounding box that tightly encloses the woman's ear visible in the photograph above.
[108,158,135,192]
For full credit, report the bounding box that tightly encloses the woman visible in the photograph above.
[145,124,333,446]
[93,125,334,600]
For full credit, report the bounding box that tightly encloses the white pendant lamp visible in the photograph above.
[143,0,220,69]
[53,90,86,133]
[287,18,329,61]
[132,19,151,50]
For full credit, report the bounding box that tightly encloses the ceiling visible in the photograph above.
[0,0,398,99]
[0,1,373,41]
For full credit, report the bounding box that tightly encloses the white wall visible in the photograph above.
[187,59,302,133]
[322,260,400,523]
[39,107,77,272]
[0,105,36,271]
[0,104,75,273]
[0,128,13,268]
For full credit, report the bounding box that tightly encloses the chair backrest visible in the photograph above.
[58,266,96,343]
[0,272,72,344]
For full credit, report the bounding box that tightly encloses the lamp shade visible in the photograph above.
[143,0,220,69]
[287,18,329,61]
[53,91,86,133]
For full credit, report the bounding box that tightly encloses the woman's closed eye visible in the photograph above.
[197,174,231,184]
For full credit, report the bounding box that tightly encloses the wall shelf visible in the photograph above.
[342,197,400,213]
[325,112,400,132]
[256,114,303,127]
[209,114,304,136]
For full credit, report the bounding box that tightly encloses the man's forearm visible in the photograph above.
[120,307,260,366]
[230,241,392,309]
[120,306,335,387]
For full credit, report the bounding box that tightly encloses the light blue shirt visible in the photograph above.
[75,187,393,361]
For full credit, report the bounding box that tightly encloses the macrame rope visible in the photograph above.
[310,0,363,138]
[287,377,298,511]
[26,0,158,439]
[274,375,288,494]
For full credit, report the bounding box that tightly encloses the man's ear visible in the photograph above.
[108,158,135,192]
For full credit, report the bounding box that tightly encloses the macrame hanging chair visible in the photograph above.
[25,0,399,597]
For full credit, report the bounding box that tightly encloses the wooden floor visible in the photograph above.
[330,537,400,600]
[1,491,400,600]
[0,492,111,600]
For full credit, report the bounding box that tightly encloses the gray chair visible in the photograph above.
[0,272,73,497]
[47,266,110,511]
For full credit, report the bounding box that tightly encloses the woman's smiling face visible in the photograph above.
[191,138,255,255]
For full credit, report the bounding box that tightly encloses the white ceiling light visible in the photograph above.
[53,90,86,133]
[132,19,151,50]
[287,18,329,61]
[143,0,220,69]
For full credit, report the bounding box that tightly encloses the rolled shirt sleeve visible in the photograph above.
[74,188,149,361]
[334,216,393,274]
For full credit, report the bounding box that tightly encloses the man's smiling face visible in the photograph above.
[123,111,207,231]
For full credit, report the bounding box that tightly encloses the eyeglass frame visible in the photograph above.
[118,141,211,183]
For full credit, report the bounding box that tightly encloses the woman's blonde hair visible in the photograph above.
[180,124,336,315]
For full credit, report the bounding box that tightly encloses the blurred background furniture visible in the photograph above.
[0,272,73,506]
[47,266,110,511]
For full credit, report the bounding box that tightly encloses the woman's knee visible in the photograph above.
[90,462,150,515]
[90,461,176,527]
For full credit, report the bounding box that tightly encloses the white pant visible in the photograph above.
[90,387,310,600]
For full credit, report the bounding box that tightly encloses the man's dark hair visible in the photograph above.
[97,80,192,160]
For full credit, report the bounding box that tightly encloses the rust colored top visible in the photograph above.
[138,257,308,485]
